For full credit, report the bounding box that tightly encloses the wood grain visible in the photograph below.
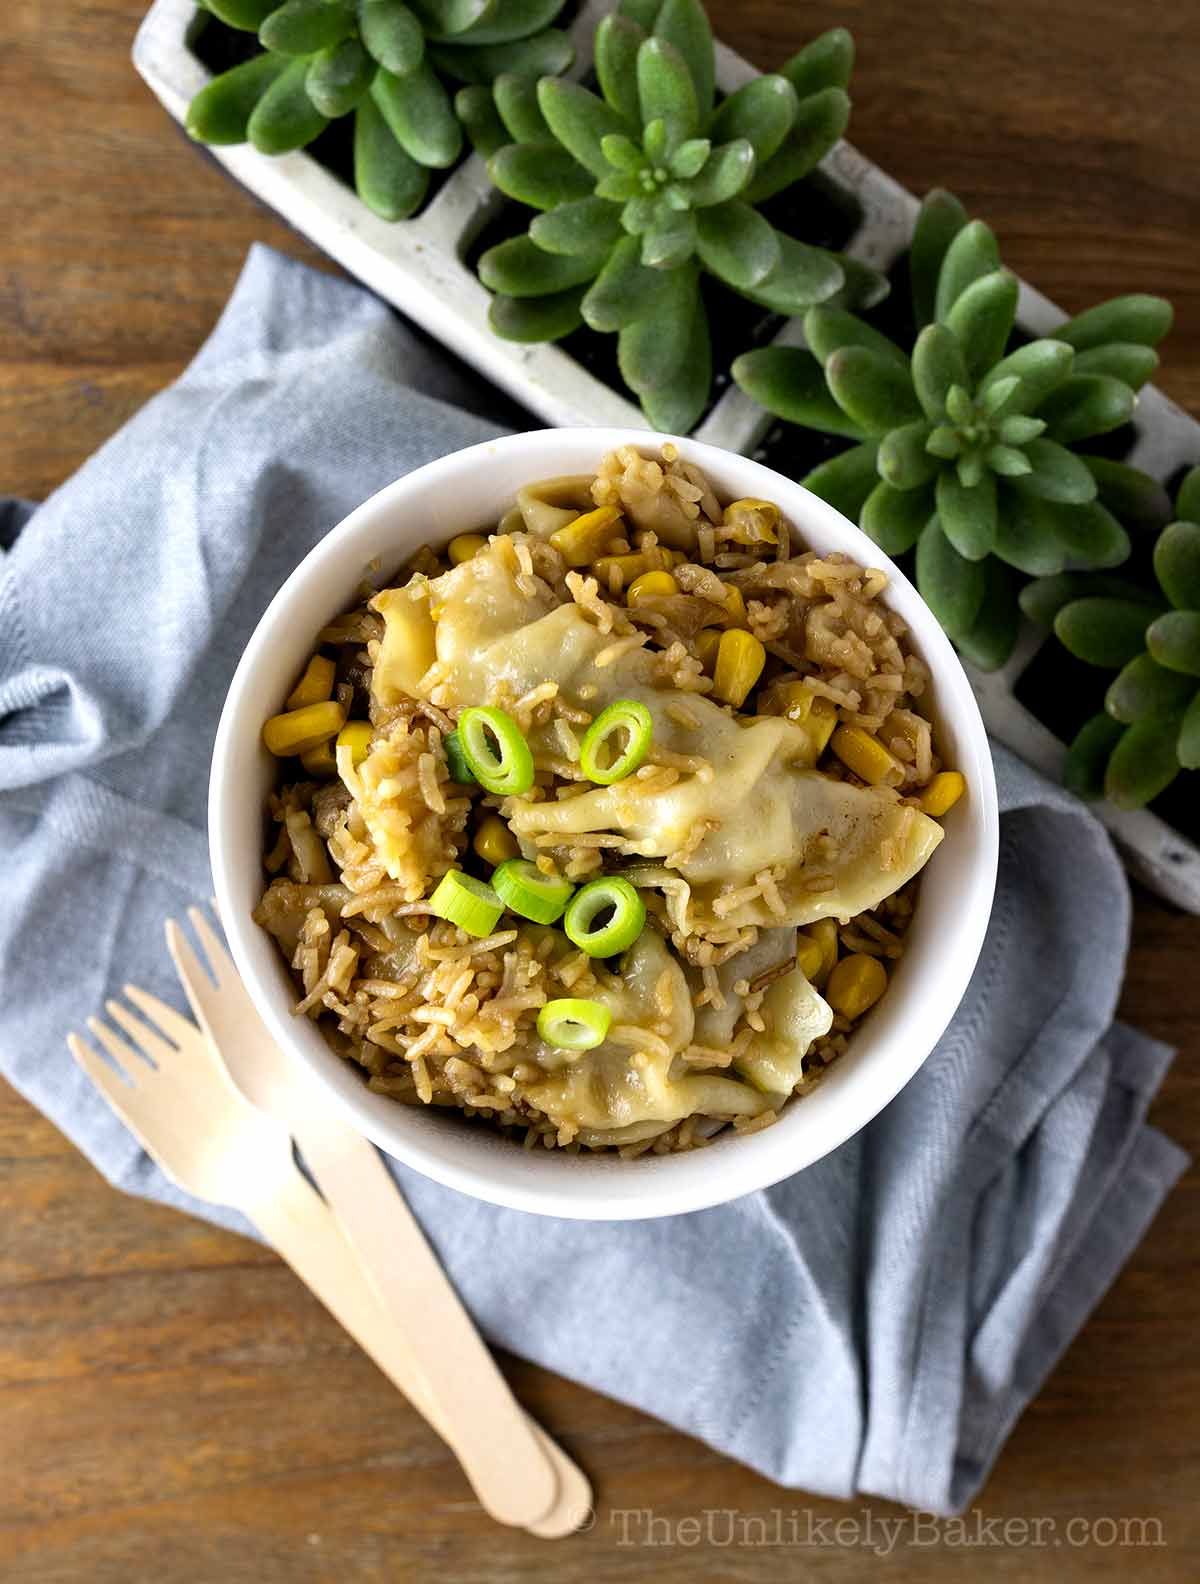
[1,1,1198,1578]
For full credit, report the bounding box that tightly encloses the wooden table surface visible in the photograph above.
[2,1,1198,1578]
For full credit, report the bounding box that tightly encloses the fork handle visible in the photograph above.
[290,1117,559,1528]
[243,1167,559,1528]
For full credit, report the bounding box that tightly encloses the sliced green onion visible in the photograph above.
[443,729,477,785]
[492,858,574,924]
[427,870,503,938]
[537,997,612,1051]
[562,876,646,958]
[579,698,653,785]
[457,705,535,796]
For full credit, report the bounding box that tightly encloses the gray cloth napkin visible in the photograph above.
[0,245,1187,1515]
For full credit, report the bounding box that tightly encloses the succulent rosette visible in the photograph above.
[1021,468,1200,807]
[187,0,574,219]
[472,0,886,432]
[734,188,1173,668]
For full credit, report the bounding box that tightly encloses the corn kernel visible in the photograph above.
[595,553,651,587]
[825,953,888,1020]
[549,504,623,567]
[723,497,780,546]
[336,720,374,769]
[796,932,824,981]
[919,770,966,817]
[300,739,337,778]
[473,814,519,867]
[712,628,766,708]
[448,533,487,565]
[262,700,346,757]
[717,583,748,628]
[807,918,839,988]
[694,629,721,675]
[830,724,904,787]
[285,654,336,711]
[627,570,678,606]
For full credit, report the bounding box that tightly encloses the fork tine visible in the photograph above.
[68,1032,147,1130]
[187,905,234,990]
[105,998,180,1067]
[86,1015,145,1076]
[122,983,197,1049]
[165,918,215,1013]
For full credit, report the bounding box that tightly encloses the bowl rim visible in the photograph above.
[210,428,999,1220]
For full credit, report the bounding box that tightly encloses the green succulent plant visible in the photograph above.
[1022,468,1200,809]
[733,188,1174,668]
[472,0,886,433]
[187,0,574,220]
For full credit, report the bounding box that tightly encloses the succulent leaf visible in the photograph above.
[618,266,700,391]
[1009,438,1098,505]
[954,557,1020,669]
[977,339,1074,416]
[779,26,854,98]
[205,0,281,28]
[1054,293,1174,352]
[731,347,864,438]
[479,234,605,297]
[449,0,567,46]
[911,323,970,422]
[1106,654,1195,724]
[1020,571,1154,629]
[260,0,355,57]
[1084,457,1173,533]
[637,37,700,145]
[354,93,430,216]
[707,76,797,164]
[909,189,969,329]
[937,470,997,561]
[1176,466,1200,526]
[933,220,1001,322]
[186,53,289,144]
[994,494,1068,576]
[430,29,572,84]
[640,207,698,268]
[1073,343,1158,389]
[806,306,911,375]
[248,58,329,153]
[1147,610,1200,677]
[802,441,882,522]
[538,79,632,177]
[490,140,592,207]
[694,201,779,288]
[944,269,1019,384]
[360,0,427,72]
[1105,717,1182,808]
[455,82,509,154]
[1055,596,1163,668]
[1064,713,1127,799]
[580,234,669,331]
[861,481,933,555]
[1045,499,1131,569]
[1154,519,1200,612]
[653,0,716,118]
[640,299,712,433]
[1177,691,1200,770]
[529,197,624,257]
[372,62,461,166]
[916,519,987,636]
[414,0,492,42]
[878,421,938,490]
[741,87,849,205]
[1036,373,1135,445]
[826,346,922,436]
[307,39,375,117]
[737,235,844,315]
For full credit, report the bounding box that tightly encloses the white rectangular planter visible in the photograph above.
[133,0,1200,912]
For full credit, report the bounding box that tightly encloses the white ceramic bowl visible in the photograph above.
[210,428,999,1220]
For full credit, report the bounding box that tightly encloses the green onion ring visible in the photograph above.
[443,729,477,785]
[491,859,573,924]
[427,870,503,938]
[536,998,613,1051]
[579,698,653,785]
[562,876,646,958]
[456,706,535,797]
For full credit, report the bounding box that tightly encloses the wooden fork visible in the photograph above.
[68,993,589,1537]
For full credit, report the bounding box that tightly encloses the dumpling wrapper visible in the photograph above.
[374,540,944,929]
